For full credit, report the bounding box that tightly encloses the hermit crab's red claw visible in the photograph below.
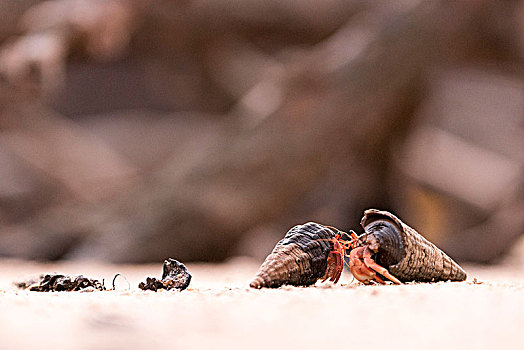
[347,245,402,285]
[323,249,343,284]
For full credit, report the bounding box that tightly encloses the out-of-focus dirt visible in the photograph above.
[1,239,524,350]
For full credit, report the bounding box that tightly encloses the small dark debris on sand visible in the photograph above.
[139,258,191,291]
[16,274,105,292]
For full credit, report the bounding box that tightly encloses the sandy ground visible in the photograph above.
[1,240,524,350]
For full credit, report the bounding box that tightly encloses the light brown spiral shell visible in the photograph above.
[361,209,467,282]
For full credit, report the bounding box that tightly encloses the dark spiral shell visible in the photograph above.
[361,209,467,282]
[249,222,335,288]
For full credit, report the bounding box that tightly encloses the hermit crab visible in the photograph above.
[249,209,467,288]
[355,209,467,283]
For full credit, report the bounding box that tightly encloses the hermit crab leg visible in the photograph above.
[322,251,342,283]
[330,250,343,283]
[362,250,402,285]
[373,275,386,284]
[324,226,360,245]
[317,228,353,283]
[331,257,343,283]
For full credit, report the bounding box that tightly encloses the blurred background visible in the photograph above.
[0,0,522,265]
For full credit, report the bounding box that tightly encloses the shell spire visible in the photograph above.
[361,209,467,282]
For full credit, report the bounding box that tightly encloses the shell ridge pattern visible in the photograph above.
[249,222,335,288]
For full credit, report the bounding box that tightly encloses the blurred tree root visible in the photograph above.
[0,0,522,262]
